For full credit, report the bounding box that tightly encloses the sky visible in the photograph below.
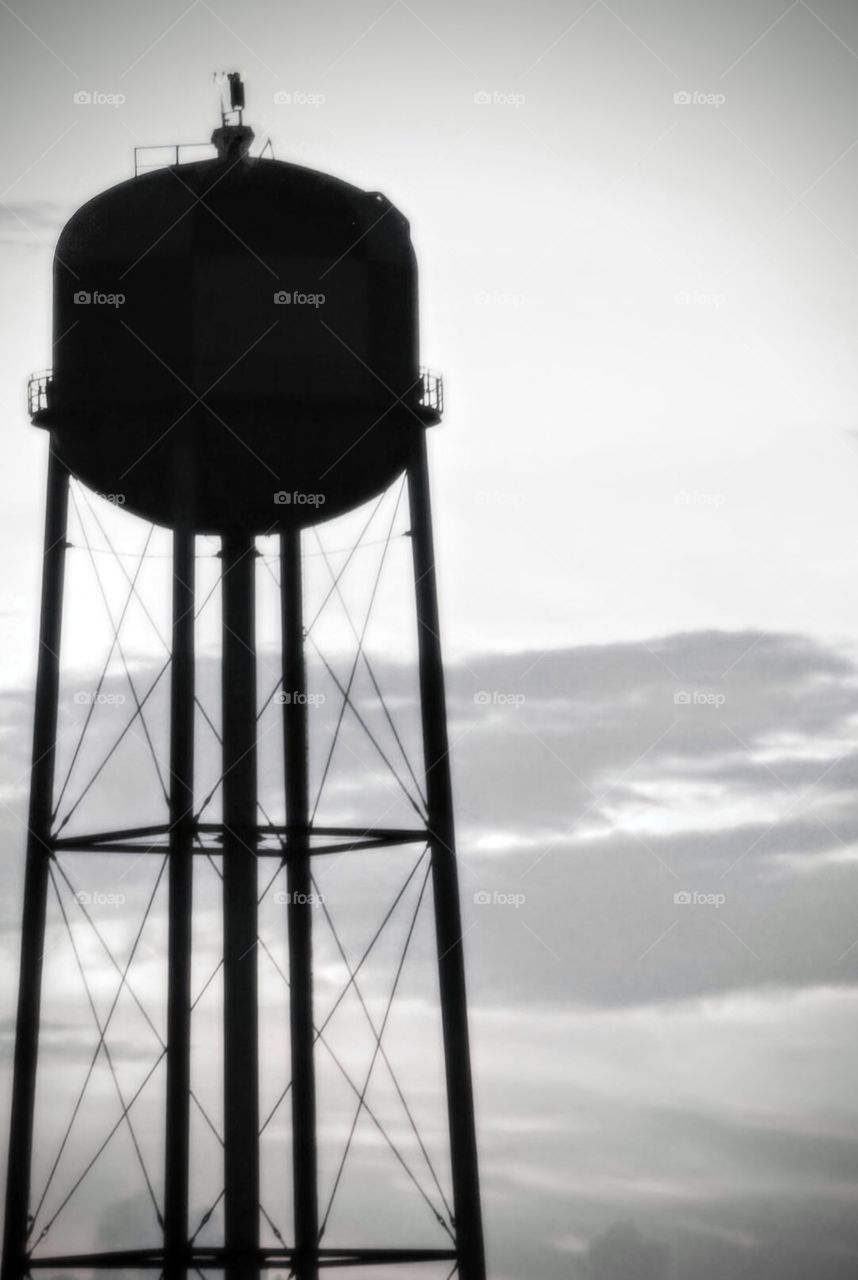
[2,1,858,1278]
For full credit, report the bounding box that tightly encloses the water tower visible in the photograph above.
[3,77,485,1280]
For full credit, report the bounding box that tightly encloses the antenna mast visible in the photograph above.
[212,70,253,161]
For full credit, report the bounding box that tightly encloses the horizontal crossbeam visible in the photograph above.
[52,823,171,849]
[201,823,430,841]
[28,1246,458,1268]
[52,825,430,855]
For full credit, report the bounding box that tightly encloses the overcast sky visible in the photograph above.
[3,2,858,1278]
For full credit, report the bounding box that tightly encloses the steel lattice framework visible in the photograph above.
[3,441,485,1280]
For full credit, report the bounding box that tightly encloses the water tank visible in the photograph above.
[34,131,439,533]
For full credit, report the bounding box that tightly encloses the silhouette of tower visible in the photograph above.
[2,77,485,1280]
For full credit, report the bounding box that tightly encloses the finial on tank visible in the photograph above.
[211,70,254,162]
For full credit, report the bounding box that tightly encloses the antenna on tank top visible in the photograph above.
[212,70,253,162]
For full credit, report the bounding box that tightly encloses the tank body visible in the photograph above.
[41,154,430,532]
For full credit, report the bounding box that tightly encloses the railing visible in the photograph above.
[133,143,215,176]
[28,370,53,417]
[418,368,444,417]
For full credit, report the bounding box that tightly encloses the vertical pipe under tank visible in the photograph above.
[221,535,260,1280]
[164,513,195,1280]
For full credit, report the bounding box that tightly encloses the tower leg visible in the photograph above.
[221,535,260,1280]
[407,434,486,1280]
[280,531,319,1280]
[164,525,195,1280]
[1,446,69,1280]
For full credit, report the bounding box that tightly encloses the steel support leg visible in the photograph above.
[407,435,486,1280]
[1,445,69,1280]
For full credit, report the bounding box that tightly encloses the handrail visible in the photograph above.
[28,370,52,417]
[133,143,215,176]
[418,368,444,417]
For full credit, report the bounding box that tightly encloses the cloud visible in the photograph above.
[2,629,858,1276]
[3,628,858,1013]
